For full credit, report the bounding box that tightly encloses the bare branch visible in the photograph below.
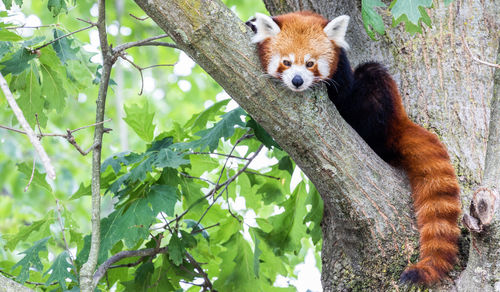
[5,24,60,30]
[129,13,150,21]
[113,34,176,53]
[34,25,95,51]
[179,172,215,185]
[23,158,36,192]
[186,252,212,291]
[79,0,115,290]
[92,247,167,286]
[0,72,56,180]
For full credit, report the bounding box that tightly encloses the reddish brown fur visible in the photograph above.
[386,80,461,285]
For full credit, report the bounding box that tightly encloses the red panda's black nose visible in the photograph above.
[292,75,304,88]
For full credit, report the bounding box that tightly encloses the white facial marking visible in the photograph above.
[323,15,350,49]
[281,65,314,92]
[304,54,311,62]
[250,13,281,43]
[267,54,280,77]
[317,57,331,78]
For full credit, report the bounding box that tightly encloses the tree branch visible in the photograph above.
[79,0,115,290]
[0,72,56,180]
[92,247,167,286]
[0,272,35,292]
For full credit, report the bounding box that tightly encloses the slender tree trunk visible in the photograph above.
[133,0,499,290]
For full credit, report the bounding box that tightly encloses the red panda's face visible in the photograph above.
[247,12,349,92]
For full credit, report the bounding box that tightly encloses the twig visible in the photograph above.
[119,54,145,94]
[34,25,95,51]
[76,18,96,26]
[0,269,57,287]
[5,24,60,30]
[188,151,250,160]
[124,41,178,49]
[109,257,144,269]
[196,144,263,225]
[190,222,220,235]
[24,158,36,192]
[185,252,213,291]
[0,119,112,156]
[0,72,56,180]
[129,13,150,21]
[179,172,215,185]
[119,53,175,95]
[463,36,500,69]
[113,34,173,53]
[92,247,167,286]
[55,200,78,275]
[243,169,280,180]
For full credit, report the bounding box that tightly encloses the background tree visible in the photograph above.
[0,0,498,291]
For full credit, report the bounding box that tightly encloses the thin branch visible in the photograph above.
[113,34,173,53]
[0,72,56,180]
[76,18,96,26]
[34,25,95,51]
[188,151,251,160]
[5,24,60,30]
[463,36,500,69]
[179,172,215,185]
[92,247,167,286]
[24,158,36,192]
[79,0,114,290]
[129,13,150,21]
[0,119,112,156]
[119,53,175,95]
[119,54,144,94]
[55,200,78,275]
[190,222,220,235]
[196,144,263,226]
[185,252,213,291]
[243,169,280,180]
[125,41,178,49]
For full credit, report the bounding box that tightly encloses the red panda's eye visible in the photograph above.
[306,61,315,68]
[282,60,291,67]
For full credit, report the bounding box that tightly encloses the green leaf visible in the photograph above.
[214,233,261,291]
[39,47,67,113]
[0,28,22,41]
[47,0,68,17]
[257,183,284,205]
[5,211,56,251]
[148,184,179,216]
[391,0,432,28]
[0,47,36,76]
[175,107,247,151]
[246,118,281,149]
[2,0,23,9]
[154,149,190,169]
[184,99,230,132]
[257,182,308,253]
[168,232,184,266]
[12,64,46,127]
[17,162,52,192]
[51,29,79,64]
[361,0,386,39]
[12,237,49,283]
[44,251,76,290]
[124,101,156,142]
[303,188,324,245]
[0,42,13,60]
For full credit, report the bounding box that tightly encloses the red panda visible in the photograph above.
[246,11,462,286]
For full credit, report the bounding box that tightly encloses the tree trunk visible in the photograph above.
[133,0,500,290]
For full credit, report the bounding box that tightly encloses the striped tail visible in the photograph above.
[397,122,462,285]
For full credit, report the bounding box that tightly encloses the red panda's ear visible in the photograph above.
[324,15,350,49]
[248,13,280,43]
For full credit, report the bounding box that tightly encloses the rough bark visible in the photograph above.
[133,0,499,290]
[0,274,34,292]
